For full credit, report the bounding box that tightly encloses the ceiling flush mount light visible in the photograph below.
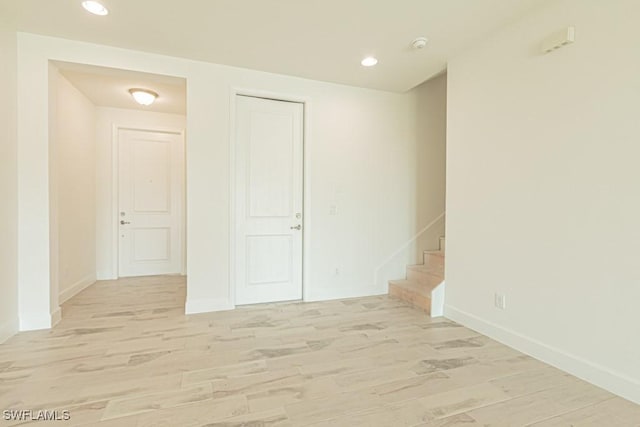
[82,1,109,15]
[411,37,429,50]
[361,56,378,67]
[128,88,158,106]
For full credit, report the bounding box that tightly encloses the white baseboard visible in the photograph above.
[430,281,445,317]
[51,307,61,327]
[19,312,55,331]
[59,274,96,304]
[445,305,640,405]
[0,317,19,344]
[186,287,386,314]
[96,271,117,281]
[185,298,235,314]
[305,286,386,303]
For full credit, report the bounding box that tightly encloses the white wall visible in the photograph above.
[50,69,97,304]
[446,0,640,403]
[414,74,447,252]
[16,33,419,326]
[95,107,186,279]
[0,30,19,342]
[374,74,448,289]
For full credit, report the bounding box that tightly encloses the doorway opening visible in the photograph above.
[48,61,187,313]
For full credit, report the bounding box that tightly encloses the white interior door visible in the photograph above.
[118,128,184,277]
[235,95,304,305]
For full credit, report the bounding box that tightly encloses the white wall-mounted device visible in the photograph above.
[411,37,429,50]
[541,26,575,54]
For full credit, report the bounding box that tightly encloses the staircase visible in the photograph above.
[389,236,445,315]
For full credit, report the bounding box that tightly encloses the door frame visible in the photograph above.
[111,124,187,279]
[229,88,312,306]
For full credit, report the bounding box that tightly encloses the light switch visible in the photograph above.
[494,293,506,310]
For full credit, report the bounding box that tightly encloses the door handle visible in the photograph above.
[120,220,131,225]
[290,224,301,230]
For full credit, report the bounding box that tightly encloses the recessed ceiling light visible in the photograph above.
[82,1,109,16]
[128,88,158,106]
[361,57,378,67]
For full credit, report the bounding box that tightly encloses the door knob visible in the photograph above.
[120,220,131,225]
[290,224,301,230]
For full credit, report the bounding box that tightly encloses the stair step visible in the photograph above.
[423,250,444,257]
[389,280,431,313]
[422,250,445,269]
[407,264,444,275]
[388,247,445,315]
[406,265,444,287]
[389,279,431,296]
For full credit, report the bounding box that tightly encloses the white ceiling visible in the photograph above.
[54,61,187,114]
[2,0,550,92]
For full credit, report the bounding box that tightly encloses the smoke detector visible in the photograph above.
[411,37,429,50]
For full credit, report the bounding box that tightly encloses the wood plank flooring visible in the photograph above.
[0,275,638,426]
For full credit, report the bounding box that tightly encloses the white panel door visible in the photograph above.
[118,129,184,277]
[235,96,304,305]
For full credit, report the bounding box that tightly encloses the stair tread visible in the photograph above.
[389,279,440,296]
[423,250,445,257]
[407,264,444,276]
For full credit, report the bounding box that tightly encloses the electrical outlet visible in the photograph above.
[329,204,338,215]
[494,293,506,310]
[334,267,340,276]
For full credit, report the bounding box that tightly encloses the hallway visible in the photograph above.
[0,277,637,426]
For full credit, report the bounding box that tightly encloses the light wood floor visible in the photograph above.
[1,276,638,426]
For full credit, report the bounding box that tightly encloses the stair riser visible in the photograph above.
[389,284,431,313]
[407,269,444,287]
[422,253,445,269]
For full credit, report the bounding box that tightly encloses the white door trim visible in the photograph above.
[229,88,312,307]
[111,124,186,279]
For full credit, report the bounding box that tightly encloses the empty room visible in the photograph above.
[0,0,638,425]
